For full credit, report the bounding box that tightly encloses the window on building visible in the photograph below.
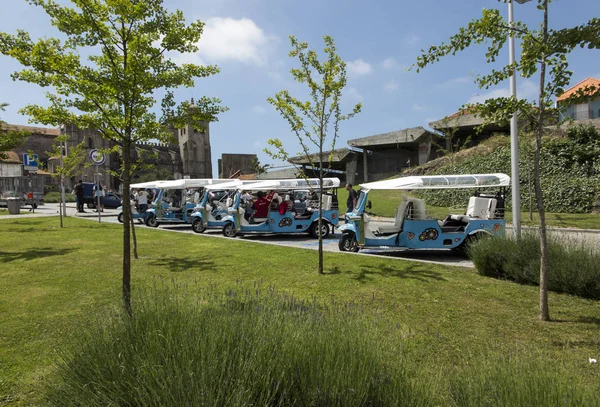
[88,137,93,148]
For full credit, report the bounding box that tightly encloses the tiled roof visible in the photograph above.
[556,77,600,102]
[1,151,22,163]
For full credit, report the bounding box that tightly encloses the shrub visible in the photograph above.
[44,287,421,407]
[468,234,600,299]
[448,352,591,407]
[44,192,75,203]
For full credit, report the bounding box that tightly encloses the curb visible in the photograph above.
[506,225,600,234]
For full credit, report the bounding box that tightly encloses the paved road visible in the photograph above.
[3,203,599,268]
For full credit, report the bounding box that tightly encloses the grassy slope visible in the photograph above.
[1,217,600,405]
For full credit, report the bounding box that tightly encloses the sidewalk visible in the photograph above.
[0,203,119,220]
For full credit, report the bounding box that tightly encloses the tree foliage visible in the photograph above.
[413,0,599,321]
[265,35,361,274]
[0,103,28,160]
[0,0,227,313]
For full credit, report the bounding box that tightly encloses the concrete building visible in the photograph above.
[289,126,441,184]
[218,153,257,178]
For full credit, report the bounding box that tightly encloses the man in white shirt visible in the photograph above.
[137,189,148,213]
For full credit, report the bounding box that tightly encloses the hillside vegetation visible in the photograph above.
[405,124,600,213]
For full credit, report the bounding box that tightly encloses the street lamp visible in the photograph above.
[508,0,531,238]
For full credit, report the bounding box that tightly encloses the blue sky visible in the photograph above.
[1,0,599,175]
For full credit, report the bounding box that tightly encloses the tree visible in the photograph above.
[0,103,28,160]
[47,136,89,227]
[266,36,361,274]
[0,0,227,313]
[414,0,600,321]
[248,156,270,176]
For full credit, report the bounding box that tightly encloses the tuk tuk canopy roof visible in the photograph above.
[203,180,259,190]
[130,180,168,189]
[245,177,341,191]
[154,179,231,189]
[360,173,510,190]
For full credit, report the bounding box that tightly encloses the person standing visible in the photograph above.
[345,183,358,213]
[74,180,85,212]
[93,183,105,212]
[137,188,148,213]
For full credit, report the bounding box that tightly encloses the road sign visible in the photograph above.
[23,153,39,172]
[89,149,106,165]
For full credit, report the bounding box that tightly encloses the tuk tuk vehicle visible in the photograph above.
[144,179,230,227]
[219,177,341,238]
[337,173,509,252]
[116,181,163,223]
[191,180,257,233]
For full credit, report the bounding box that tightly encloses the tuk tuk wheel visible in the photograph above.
[87,202,95,209]
[310,221,330,239]
[145,215,159,228]
[339,234,360,252]
[192,218,206,234]
[117,213,123,223]
[222,222,237,238]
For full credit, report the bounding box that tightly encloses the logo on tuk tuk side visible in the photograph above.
[419,228,438,241]
[407,232,415,240]
[278,217,293,227]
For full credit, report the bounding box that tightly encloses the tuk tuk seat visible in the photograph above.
[376,201,409,234]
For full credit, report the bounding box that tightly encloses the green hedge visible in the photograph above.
[44,192,76,203]
[415,124,600,213]
[468,234,600,300]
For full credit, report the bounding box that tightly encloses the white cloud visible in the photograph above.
[468,80,538,104]
[413,104,428,112]
[439,76,472,89]
[171,17,273,65]
[345,87,363,102]
[382,57,398,70]
[252,105,267,114]
[347,59,372,76]
[403,33,421,46]
[384,80,399,92]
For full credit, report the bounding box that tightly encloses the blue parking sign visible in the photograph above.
[23,153,39,171]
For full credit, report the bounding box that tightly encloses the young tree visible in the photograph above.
[47,136,89,227]
[248,156,270,176]
[266,35,361,274]
[414,0,599,321]
[0,0,227,313]
[0,103,28,160]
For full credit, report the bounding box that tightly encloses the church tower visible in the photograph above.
[178,99,213,178]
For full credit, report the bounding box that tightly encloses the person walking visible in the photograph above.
[74,180,85,212]
[345,183,358,213]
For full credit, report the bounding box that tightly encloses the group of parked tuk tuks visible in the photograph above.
[118,173,510,253]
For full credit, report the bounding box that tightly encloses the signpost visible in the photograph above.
[23,153,39,173]
[89,149,106,223]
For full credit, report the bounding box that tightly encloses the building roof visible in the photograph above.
[556,77,600,102]
[288,148,355,165]
[0,151,22,163]
[0,123,60,136]
[347,126,437,150]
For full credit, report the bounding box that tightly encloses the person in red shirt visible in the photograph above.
[252,191,271,218]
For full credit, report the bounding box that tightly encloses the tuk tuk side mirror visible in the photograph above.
[367,200,372,210]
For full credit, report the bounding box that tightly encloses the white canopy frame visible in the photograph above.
[360,173,510,190]
[153,179,232,190]
[246,177,341,191]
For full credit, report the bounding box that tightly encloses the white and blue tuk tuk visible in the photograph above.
[144,179,230,227]
[337,173,509,252]
[190,179,254,233]
[117,180,163,223]
[219,177,341,238]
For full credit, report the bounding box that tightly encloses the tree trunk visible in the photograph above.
[130,215,138,260]
[317,145,324,275]
[122,138,132,315]
[536,0,550,322]
[59,174,64,228]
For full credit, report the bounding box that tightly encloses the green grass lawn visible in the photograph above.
[0,208,33,216]
[1,217,600,405]
[365,189,600,229]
